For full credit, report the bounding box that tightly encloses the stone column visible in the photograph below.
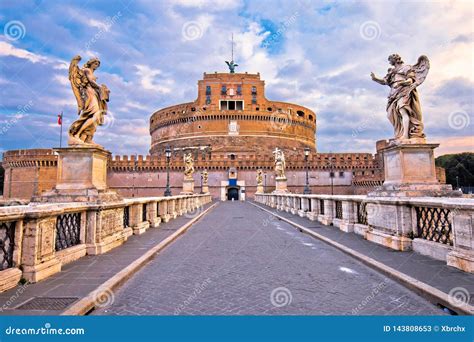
[159,200,170,223]
[130,203,149,235]
[338,200,356,233]
[319,199,334,226]
[21,215,61,282]
[447,208,474,273]
[148,201,161,228]
[307,198,319,221]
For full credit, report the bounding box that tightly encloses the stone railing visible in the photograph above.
[0,194,212,292]
[254,193,474,273]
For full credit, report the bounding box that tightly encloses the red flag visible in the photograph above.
[57,113,62,125]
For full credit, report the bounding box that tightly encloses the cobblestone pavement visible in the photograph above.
[93,201,445,315]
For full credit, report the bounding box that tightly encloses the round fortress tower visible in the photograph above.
[150,71,316,155]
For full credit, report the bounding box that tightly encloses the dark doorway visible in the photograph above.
[227,187,239,201]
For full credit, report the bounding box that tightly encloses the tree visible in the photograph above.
[435,153,474,190]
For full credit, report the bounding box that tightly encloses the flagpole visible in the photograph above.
[59,111,63,148]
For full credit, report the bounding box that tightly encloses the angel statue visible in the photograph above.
[183,153,195,180]
[202,169,209,185]
[256,169,263,186]
[225,60,238,73]
[273,148,286,179]
[370,54,430,142]
[68,55,110,147]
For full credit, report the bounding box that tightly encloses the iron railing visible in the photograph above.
[55,213,81,251]
[0,221,15,271]
[123,206,130,228]
[142,203,147,222]
[335,201,343,219]
[415,206,453,246]
[357,202,368,225]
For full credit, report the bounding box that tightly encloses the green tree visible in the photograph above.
[435,153,474,189]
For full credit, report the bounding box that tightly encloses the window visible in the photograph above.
[251,86,257,94]
[237,85,242,95]
[339,171,344,177]
[229,154,236,160]
[206,85,211,95]
[308,114,313,121]
[220,100,243,111]
[206,95,211,104]
[297,110,305,117]
[267,107,272,112]
[252,95,257,104]
[221,85,227,95]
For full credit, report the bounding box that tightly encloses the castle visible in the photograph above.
[1,70,446,201]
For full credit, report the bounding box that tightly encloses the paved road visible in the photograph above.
[93,201,445,315]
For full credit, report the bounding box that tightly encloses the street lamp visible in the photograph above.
[456,176,459,190]
[200,172,203,194]
[329,156,335,196]
[303,147,311,194]
[164,146,172,196]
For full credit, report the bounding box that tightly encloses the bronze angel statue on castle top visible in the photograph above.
[68,55,110,147]
[371,54,430,142]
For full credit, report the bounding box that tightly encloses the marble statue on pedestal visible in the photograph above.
[371,54,430,142]
[184,153,195,180]
[68,55,110,147]
[273,148,286,179]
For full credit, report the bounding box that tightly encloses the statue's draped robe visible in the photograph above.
[69,70,108,139]
[385,64,425,139]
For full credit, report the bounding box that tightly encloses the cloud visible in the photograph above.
[0,40,48,64]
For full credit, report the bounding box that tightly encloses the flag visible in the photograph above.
[57,112,63,125]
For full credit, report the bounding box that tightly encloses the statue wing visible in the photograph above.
[225,61,230,66]
[68,55,86,114]
[411,55,430,87]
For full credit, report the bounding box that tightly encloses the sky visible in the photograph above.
[0,0,472,157]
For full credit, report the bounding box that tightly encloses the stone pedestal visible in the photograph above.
[370,141,460,197]
[256,185,264,194]
[202,185,209,194]
[32,146,121,203]
[181,178,195,195]
[273,177,289,194]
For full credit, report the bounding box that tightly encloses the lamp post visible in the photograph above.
[164,146,172,196]
[200,173,203,194]
[303,147,311,194]
[456,176,459,190]
[329,155,335,196]
[264,173,267,193]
